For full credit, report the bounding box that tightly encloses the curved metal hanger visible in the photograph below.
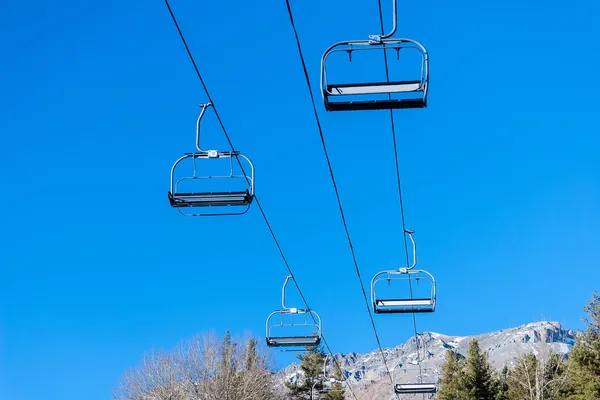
[369,0,398,43]
[195,102,212,153]
[402,229,417,272]
[281,275,295,310]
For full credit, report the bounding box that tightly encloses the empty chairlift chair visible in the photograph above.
[265,276,322,350]
[393,356,439,395]
[168,103,255,216]
[371,229,437,314]
[320,0,429,112]
[311,354,346,398]
[313,378,345,397]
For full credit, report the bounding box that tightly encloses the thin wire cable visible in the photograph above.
[283,0,398,393]
[163,1,357,398]
[376,0,424,378]
[375,0,419,336]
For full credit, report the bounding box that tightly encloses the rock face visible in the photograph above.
[276,321,575,400]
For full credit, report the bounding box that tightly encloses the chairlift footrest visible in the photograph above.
[374,307,435,314]
[168,191,252,208]
[265,336,321,348]
[325,98,426,111]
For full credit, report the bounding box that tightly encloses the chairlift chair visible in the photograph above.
[395,382,438,395]
[312,355,345,397]
[371,230,437,314]
[313,379,345,396]
[168,103,255,216]
[322,354,339,381]
[393,360,439,395]
[320,0,429,112]
[265,276,322,350]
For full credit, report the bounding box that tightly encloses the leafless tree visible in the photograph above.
[113,349,189,400]
[506,341,568,400]
[114,331,281,400]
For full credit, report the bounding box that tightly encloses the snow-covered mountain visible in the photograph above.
[277,321,575,399]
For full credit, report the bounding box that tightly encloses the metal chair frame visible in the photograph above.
[371,229,437,314]
[266,276,322,351]
[168,103,255,216]
[392,358,439,395]
[320,0,429,111]
[311,354,346,398]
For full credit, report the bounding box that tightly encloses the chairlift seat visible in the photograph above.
[328,80,423,95]
[394,383,437,394]
[374,298,435,314]
[168,190,252,208]
[325,80,426,111]
[266,336,321,347]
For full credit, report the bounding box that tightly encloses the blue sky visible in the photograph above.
[1,0,599,399]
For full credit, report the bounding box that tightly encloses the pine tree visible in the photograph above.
[285,346,326,399]
[218,330,237,400]
[461,339,497,400]
[494,366,510,400]
[438,348,464,400]
[568,290,600,399]
[322,359,345,400]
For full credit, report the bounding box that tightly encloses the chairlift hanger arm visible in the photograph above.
[323,353,330,378]
[323,353,338,380]
[369,0,397,43]
[405,229,417,271]
[311,381,320,399]
[414,332,428,363]
[195,103,212,152]
[281,275,292,310]
[193,102,244,157]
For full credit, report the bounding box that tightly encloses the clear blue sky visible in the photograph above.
[1,0,599,399]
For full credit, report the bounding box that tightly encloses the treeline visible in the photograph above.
[437,291,600,400]
[113,332,343,400]
[113,291,599,399]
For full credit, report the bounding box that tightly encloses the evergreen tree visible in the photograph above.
[494,366,510,400]
[218,330,237,400]
[285,346,326,399]
[243,338,258,369]
[461,339,497,400]
[438,348,465,400]
[568,290,600,399]
[322,359,345,400]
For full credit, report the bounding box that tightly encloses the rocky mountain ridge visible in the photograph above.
[277,321,575,399]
